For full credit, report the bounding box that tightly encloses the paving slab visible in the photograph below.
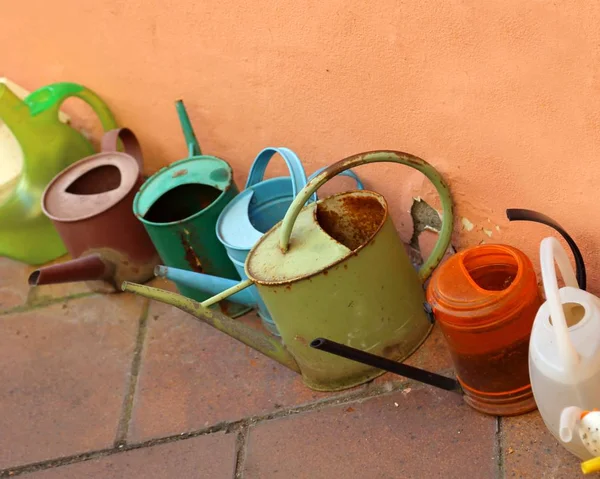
[243,385,497,479]
[0,256,92,314]
[0,293,145,469]
[17,432,236,479]
[127,295,363,443]
[502,411,581,478]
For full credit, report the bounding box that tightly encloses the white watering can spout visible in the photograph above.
[560,406,583,443]
[540,237,581,372]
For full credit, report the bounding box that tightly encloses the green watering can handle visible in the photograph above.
[279,150,454,281]
[175,99,202,157]
[24,82,118,132]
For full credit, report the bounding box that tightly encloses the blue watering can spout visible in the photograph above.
[154,265,256,306]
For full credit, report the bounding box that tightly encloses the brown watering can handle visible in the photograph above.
[278,150,454,281]
[101,128,144,170]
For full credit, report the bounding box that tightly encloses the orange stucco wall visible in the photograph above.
[2,1,599,289]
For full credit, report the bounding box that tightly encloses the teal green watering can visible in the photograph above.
[154,146,364,335]
[132,99,249,318]
[123,150,454,392]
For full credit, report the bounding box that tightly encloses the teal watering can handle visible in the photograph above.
[175,99,202,157]
[308,166,365,191]
[24,82,118,132]
[279,150,454,281]
[245,147,315,200]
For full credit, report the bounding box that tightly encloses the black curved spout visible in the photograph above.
[506,209,586,290]
[310,338,462,394]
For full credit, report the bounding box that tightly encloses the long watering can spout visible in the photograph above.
[28,254,116,286]
[121,281,301,373]
[310,338,462,394]
[154,265,256,307]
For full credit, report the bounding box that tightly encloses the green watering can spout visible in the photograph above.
[121,281,301,374]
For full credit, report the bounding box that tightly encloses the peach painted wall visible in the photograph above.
[2,1,600,289]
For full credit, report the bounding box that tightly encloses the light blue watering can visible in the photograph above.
[154,146,364,335]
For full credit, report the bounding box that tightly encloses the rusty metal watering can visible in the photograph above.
[132,99,249,318]
[122,150,454,391]
[310,209,586,417]
[28,128,160,293]
[155,147,364,336]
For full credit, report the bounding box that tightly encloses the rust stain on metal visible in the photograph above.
[180,234,203,273]
[294,335,308,346]
[316,195,385,251]
[172,168,188,178]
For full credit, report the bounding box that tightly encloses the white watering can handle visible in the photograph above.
[278,150,454,281]
[540,236,581,369]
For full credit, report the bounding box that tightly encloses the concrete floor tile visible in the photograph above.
[502,411,581,478]
[127,299,365,443]
[18,433,235,479]
[244,386,497,479]
[0,293,145,469]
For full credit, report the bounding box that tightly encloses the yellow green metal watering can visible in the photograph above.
[122,150,454,392]
[0,82,117,265]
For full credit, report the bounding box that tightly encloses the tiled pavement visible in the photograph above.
[0,255,584,478]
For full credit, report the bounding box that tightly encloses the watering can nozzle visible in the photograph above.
[28,254,115,286]
[310,338,462,394]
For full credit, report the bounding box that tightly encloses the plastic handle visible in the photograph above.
[506,208,586,290]
[279,150,454,281]
[308,166,365,193]
[24,82,117,132]
[175,99,202,157]
[245,147,311,199]
[100,128,144,170]
[540,236,581,369]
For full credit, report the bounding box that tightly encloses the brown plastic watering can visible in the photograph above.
[28,128,160,293]
[122,150,454,391]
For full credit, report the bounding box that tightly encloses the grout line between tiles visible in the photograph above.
[114,299,150,446]
[233,425,249,479]
[495,416,505,479]
[0,292,97,316]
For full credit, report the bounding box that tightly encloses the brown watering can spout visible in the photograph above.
[28,254,116,286]
[121,281,301,374]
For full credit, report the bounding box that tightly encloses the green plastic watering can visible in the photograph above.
[122,150,454,392]
[0,82,117,265]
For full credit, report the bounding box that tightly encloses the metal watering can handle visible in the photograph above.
[540,237,581,369]
[175,99,202,157]
[279,150,454,281]
[100,128,144,170]
[244,147,316,201]
[307,166,365,191]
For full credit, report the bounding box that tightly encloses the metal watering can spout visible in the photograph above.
[28,254,115,286]
[310,338,462,393]
[154,265,256,306]
[121,281,301,373]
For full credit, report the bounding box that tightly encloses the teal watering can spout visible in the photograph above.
[154,265,256,306]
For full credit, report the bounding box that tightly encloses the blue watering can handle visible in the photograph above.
[245,147,312,199]
[308,167,365,191]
